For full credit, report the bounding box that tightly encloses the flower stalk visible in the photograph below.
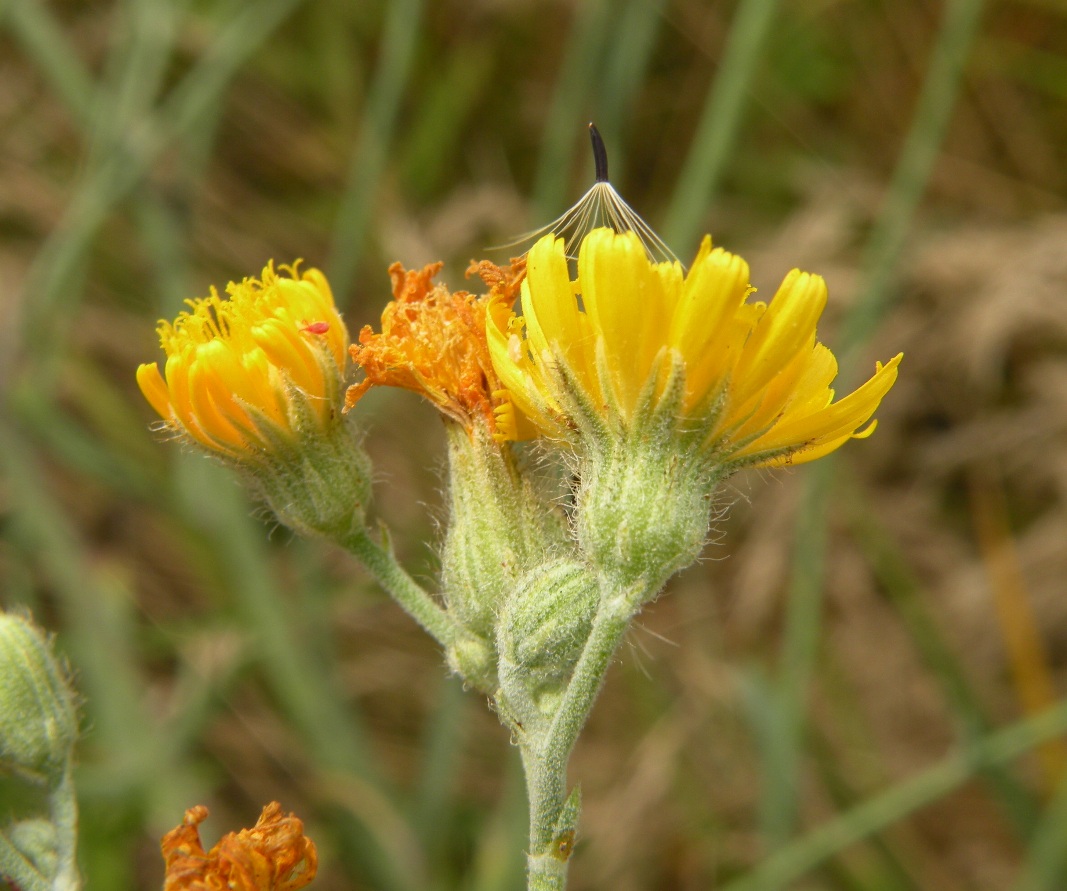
[340,524,463,653]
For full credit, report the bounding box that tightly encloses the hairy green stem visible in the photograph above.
[0,766,80,891]
[342,526,461,650]
[519,581,648,890]
[50,765,80,891]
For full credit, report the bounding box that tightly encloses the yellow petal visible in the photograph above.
[730,270,827,410]
[136,363,172,420]
[187,356,254,454]
[741,353,902,458]
[252,320,320,396]
[668,246,751,406]
[163,352,207,445]
[522,235,599,401]
[486,296,557,436]
[579,229,677,415]
[725,332,819,443]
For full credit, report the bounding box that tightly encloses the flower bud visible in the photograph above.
[0,613,78,785]
[250,418,373,541]
[497,559,599,716]
[445,632,496,694]
[440,423,568,640]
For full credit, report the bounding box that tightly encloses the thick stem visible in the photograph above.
[342,526,461,649]
[527,850,569,891]
[543,590,639,764]
[518,582,649,891]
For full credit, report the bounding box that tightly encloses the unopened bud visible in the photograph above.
[441,423,567,638]
[0,613,78,785]
[498,559,599,709]
[446,633,497,694]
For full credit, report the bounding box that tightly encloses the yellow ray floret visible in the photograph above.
[136,261,347,459]
[486,228,901,468]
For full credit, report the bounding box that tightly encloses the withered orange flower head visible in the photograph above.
[161,802,317,891]
[345,258,527,439]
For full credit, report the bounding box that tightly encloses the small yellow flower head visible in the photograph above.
[161,802,317,891]
[488,228,902,469]
[346,260,521,438]
[137,263,372,539]
[137,261,347,460]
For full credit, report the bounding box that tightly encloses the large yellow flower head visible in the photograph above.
[487,228,902,470]
[137,261,348,461]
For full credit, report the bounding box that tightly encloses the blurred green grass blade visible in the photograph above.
[847,487,1039,837]
[136,190,196,315]
[400,46,493,201]
[9,397,159,502]
[87,0,184,167]
[0,421,143,748]
[413,675,469,875]
[985,38,1067,99]
[763,0,988,849]
[724,699,1067,891]
[593,0,665,181]
[739,664,798,842]
[172,455,420,891]
[21,0,310,384]
[157,633,250,768]
[88,0,196,315]
[174,456,378,778]
[9,353,170,503]
[464,751,527,891]
[0,421,197,817]
[759,458,832,845]
[531,0,611,222]
[808,721,925,891]
[662,0,782,252]
[327,0,424,296]
[3,0,95,125]
[157,0,307,140]
[1014,768,1067,891]
[838,0,989,371]
[321,770,430,891]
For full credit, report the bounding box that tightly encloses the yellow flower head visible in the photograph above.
[346,260,523,438]
[487,228,901,468]
[137,261,348,461]
[161,802,317,891]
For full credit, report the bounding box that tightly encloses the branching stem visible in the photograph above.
[342,526,461,649]
[518,578,652,890]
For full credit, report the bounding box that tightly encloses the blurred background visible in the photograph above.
[2,0,1067,888]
